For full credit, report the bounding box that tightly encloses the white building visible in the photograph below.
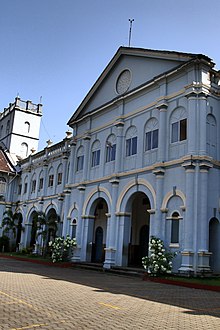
[1,47,220,275]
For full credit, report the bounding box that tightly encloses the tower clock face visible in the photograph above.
[116,69,131,94]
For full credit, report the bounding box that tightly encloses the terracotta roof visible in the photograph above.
[0,149,15,173]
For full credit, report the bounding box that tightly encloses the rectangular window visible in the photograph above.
[77,155,84,171]
[171,219,179,243]
[31,180,36,193]
[171,122,178,143]
[39,178,43,190]
[106,144,116,162]
[145,132,152,151]
[24,183,27,194]
[145,129,158,151]
[126,137,137,156]
[152,129,158,149]
[92,149,100,167]
[180,118,187,141]
[171,119,187,143]
[48,174,54,187]
[57,172,62,185]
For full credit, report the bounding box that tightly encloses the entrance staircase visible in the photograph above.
[72,262,146,278]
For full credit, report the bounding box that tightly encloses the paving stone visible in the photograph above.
[0,258,220,329]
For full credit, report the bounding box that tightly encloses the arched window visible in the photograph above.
[76,146,84,171]
[125,126,137,156]
[91,140,101,167]
[171,212,180,244]
[23,175,28,194]
[38,170,44,191]
[71,219,77,239]
[57,164,63,185]
[31,174,36,193]
[170,108,187,143]
[48,167,54,187]
[21,142,28,158]
[106,134,116,162]
[145,118,159,151]
[206,114,217,158]
[25,121,30,133]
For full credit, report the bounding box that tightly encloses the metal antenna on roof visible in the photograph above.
[128,19,134,47]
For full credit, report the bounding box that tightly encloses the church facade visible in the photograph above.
[1,47,220,275]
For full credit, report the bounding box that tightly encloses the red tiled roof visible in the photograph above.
[0,150,14,173]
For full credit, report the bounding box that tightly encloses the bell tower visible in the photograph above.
[0,96,42,161]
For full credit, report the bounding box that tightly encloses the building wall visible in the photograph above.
[2,49,220,275]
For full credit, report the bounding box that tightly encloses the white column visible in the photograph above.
[179,162,195,273]
[153,168,165,240]
[186,93,197,155]
[157,102,168,162]
[116,213,131,267]
[103,178,119,269]
[199,93,208,155]
[115,121,124,174]
[82,135,91,181]
[68,139,77,184]
[197,162,212,272]
[73,185,86,262]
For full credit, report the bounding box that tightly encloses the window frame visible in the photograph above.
[91,149,100,167]
[77,155,84,171]
[145,128,159,151]
[48,174,54,187]
[106,143,116,162]
[126,136,137,156]
[170,212,180,244]
[57,172,62,185]
[171,118,187,143]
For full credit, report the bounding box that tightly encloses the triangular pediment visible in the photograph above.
[68,47,211,125]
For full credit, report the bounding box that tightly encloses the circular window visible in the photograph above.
[116,70,131,94]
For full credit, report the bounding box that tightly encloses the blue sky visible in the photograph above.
[0,0,220,150]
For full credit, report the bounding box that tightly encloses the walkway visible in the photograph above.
[0,258,220,329]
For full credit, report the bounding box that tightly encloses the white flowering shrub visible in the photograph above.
[142,236,176,276]
[49,235,77,263]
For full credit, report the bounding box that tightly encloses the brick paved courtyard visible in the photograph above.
[0,258,220,329]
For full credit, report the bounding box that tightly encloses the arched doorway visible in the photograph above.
[29,211,38,248]
[91,198,108,263]
[127,192,150,267]
[46,208,58,243]
[15,213,23,249]
[209,217,220,273]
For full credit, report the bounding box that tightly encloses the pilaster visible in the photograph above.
[152,167,165,239]
[114,120,124,173]
[179,162,195,274]
[103,177,119,269]
[157,101,168,162]
[82,133,91,181]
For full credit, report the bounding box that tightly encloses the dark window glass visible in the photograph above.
[171,122,178,143]
[92,150,100,167]
[126,137,137,156]
[106,144,116,162]
[77,155,84,171]
[171,212,179,243]
[180,118,187,141]
[39,178,43,190]
[31,180,36,193]
[48,174,54,187]
[57,172,62,185]
[152,129,158,149]
[145,132,151,151]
